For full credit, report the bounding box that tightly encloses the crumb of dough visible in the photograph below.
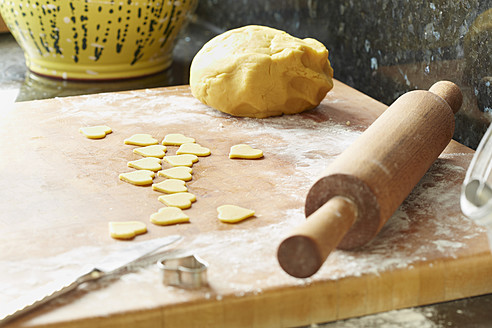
[133,145,167,158]
[217,205,255,223]
[79,125,112,139]
[152,179,188,193]
[124,134,158,146]
[128,157,162,172]
[109,221,147,239]
[158,167,193,181]
[164,154,198,167]
[119,170,155,186]
[176,143,211,156]
[162,133,195,146]
[158,192,196,209]
[150,207,190,226]
[229,144,263,159]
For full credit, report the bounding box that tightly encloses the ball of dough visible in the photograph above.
[190,25,334,118]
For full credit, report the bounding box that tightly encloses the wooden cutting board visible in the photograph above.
[1,80,491,328]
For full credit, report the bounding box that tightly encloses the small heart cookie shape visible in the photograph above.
[177,143,211,156]
[162,133,195,146]
[229,144,263,159]
[164,154,199,167]
[133,145,167,158]
[150,207,190,226]
[217,205,255,223]
[158,192,196,209]
[79,125,112,139]
[119,170,155,186]
[128,157,162,171]
[152,179,187,193]
[124,134,159,146]
[158,167,193,181]
[109,221,147,239]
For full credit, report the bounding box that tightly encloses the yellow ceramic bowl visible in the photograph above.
[0,0,197,80]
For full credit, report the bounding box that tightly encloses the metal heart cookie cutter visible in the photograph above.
[157,254,208,289]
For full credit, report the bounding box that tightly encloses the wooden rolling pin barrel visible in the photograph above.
[277,81,463,278]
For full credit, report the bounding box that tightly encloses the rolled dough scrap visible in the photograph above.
[164,154,199,167]
[124,134,158,146]
[229,144,263,159]
[158,167,193,181]
[152,179,188,193]
[150,207,190,226]
[190,25,334,118]
[79,125,112,139]
[109,221,147,239]
[176,143,211,156]
[119,170,155,186]
[217,205,255,223]
[128,157,162,171]
[158,192,196,209]
[133,145,167,158]
[162,133,195,146]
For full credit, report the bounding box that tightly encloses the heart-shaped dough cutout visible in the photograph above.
[217,205,255,223]
[229,144,263,159]
[164,154,199,167]
[158,192,196,209]
[162,133,195,146]
[119,170,155,186]
[152,179,187,193]
[133,145,167,158]
[128,157,162,171]
[150,207,190,226]
[176,143,211,157]
[109,221,147,239]
[124,134,158,146]
[158,167,193,181]
[79,125,112,139]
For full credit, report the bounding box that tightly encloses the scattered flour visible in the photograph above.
[319,308,439,328]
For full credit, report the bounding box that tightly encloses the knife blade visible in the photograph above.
[0,235,181,326]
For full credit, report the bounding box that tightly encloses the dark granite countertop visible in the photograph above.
[1,0,492,326]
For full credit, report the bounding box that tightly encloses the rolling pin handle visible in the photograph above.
[428,81,463,114]
[277,196,357,278]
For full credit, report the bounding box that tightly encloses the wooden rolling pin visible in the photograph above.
[277,81,462,278]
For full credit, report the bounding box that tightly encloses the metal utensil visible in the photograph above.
[0,235,182,326]
[158,254,208,289]
[461,123,492,251]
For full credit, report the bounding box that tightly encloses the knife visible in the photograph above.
[0,235,182,326]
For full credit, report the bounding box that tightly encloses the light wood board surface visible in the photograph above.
[1,80,491,327]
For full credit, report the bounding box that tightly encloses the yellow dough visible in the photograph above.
[217,205,255,223]
[128,158,162,172]
[176,143,211,156]
[229,144,263,159]
[158,192,196,209]
[190,25,334,118]
[119,170,155,186]
[158,167,193,181]
[164,154,198,167]
[133,145,167,158]
[152,179,188,193]
[150,207,190,226]
[162,133,195,146]
[109,221,147,239]
[124,134,158,146]
[79,125,112,139]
